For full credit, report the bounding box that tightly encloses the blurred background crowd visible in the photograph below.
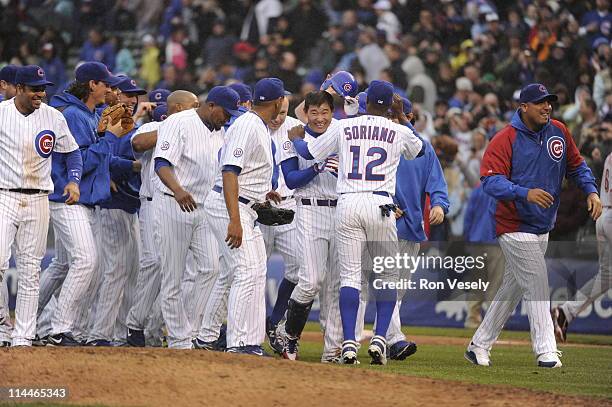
[1,0,610,241]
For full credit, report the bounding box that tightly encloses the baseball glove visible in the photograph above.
[252,201,295,226]
[97,103,135,134]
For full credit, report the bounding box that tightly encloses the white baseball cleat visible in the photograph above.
[537,351,562,368]
[464,342,491,366]
[368,335,388,365]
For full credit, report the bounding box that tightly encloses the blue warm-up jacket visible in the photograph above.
[481,110,598,236]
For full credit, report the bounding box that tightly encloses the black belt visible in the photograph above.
[145,197,153,201]
[300,198,337,207]
[280,195,293,201]
[212,185,252,205]
[373,191,391,197]
[0,188,47,195]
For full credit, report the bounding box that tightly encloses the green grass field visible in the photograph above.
[290,323,612,400]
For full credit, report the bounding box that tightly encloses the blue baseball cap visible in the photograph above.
[357,91,367,114]
[149,88,171,103]
[401,97,413,114]
[518,83,558,104]
[0,64,19,84]
[228,82,253,103]
[253,78,289,102]
[75,62,122,86]
[152,103,168,122]
[15,65,54,87]
[206,86,241,116]
[116,75,147,95]
[366,80,394,106]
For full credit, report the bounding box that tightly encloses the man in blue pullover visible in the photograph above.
[37,62,124,347]
[87,74,145,346]
[465,83,602,369]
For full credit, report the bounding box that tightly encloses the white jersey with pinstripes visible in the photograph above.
[215,111,273,202]
[271,116,301,197]
[278,118,338,199]
[308,115,422,194]
[0,99,78,190]
[601,153,611,207]
[131,120,161,199]
[153,109,224,203]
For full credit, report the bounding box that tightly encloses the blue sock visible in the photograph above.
[374,288,397,338]
[339,286,360,341]
[270,278,297,325]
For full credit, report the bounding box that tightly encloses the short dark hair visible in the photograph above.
[303,91,334,112]
[66,80,91,102]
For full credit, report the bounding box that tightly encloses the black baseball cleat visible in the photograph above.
[388,340,418,361]
[551,307,568,343]
[192,337,217,350]
[0,340,10,347]
[127,328,145,347]
[86,339,112,347]
[32,334,48,347]
[47,332,81,347]
[265,317,283,355]
[226,345,271,357]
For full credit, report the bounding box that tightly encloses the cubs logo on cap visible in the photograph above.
[34,130,56,158]
[155,93,162,100]
[547,136,564,162]
[37,68,44,78]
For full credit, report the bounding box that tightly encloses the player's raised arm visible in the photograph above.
[289,120,340,161]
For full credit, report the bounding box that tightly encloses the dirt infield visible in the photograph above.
[1,347,609,407]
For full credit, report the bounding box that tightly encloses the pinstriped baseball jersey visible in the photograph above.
[0,99,78,190]
[279,118,338,199]
[308,115,422,194]
[271,116,301,197]
[602,153,611,207]
[153,109,224,203]
[130,120,161,199]
[215,111,273,202]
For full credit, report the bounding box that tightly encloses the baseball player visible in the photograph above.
[201,78,287,355]
[193,85,257,351]
[36,62,123,346]
[89,75,147,346]
[0,64,18,102]
[551,151,611,342]
[126,91,200,347]
[153,86,239,349]
[262,97,301,351]
[274,90,340,360]
[289,80,424,364]
[0,65,82,347]
[465,83,601,368]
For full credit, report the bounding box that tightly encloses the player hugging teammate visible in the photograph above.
[0,64,604,370]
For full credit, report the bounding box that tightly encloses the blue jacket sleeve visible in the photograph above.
[292,138,315,160]
[566,161,598,195]
[281,157,318,190]
[481,175,529,201]
[64,149,83,185]
[424,148,450,214]
[62,111,108,176]
[271,140,279,190]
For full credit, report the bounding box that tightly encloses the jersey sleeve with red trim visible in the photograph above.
[480,127,529,201]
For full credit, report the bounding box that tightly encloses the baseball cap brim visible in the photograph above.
[533,94,558,103]
[224,107,242,117]
[106,75,123,87]
[25,79,55,87]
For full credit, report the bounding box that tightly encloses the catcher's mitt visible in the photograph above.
[252,201,295,226]
[97,103,135,134]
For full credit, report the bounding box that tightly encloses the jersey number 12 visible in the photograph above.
[347,146,387,181]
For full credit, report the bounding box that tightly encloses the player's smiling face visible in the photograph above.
[90,80,110,105]
[16,84,46,112]
[521,99,552,129]
[306,103,333,133]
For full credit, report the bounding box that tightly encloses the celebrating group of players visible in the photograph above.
[0,61,608,368]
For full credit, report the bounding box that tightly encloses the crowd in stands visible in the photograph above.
[1,0,610,240]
